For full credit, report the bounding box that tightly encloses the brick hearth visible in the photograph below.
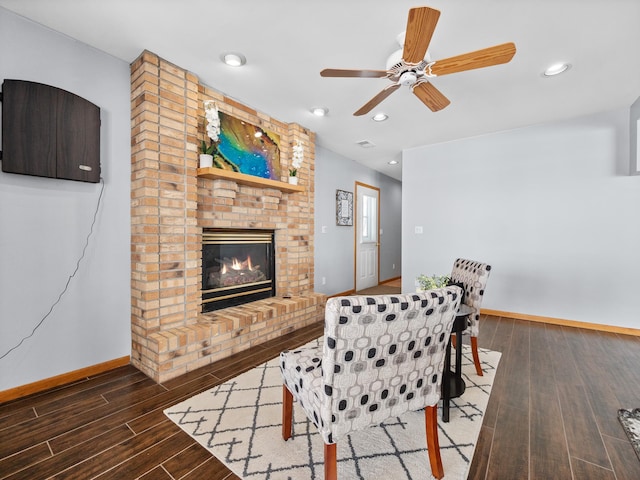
[130,51,325,383]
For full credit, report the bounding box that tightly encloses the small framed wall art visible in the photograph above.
[336,189,353,226]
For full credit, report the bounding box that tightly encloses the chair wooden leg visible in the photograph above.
[324,443,337,480]
[425,405,444,479]
[282,385,293,440]
[471,336,483,376]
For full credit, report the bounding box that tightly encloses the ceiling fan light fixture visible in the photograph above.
[372,112,388,122]
[399,71,418,86]
[311,107,328,117]
[221,52,246,67]
[543,62,570,77]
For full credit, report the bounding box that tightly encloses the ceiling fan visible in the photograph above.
[320,6,516,115]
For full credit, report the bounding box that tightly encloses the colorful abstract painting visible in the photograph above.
[215,112,281,179]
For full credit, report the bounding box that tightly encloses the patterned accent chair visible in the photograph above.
[280,288,462,480]
[449,258,492,376]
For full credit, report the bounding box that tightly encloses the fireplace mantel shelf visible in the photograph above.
[197,167,306,193]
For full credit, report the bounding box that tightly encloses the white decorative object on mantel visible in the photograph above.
[289,140,304,179]
[288,176,299,185]
[200,100,221,163]
[204,101,220,142]
[199,154,214,168]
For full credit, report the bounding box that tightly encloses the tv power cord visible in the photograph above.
[0,177,105,360]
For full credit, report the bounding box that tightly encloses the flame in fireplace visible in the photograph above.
[220,255,255,275]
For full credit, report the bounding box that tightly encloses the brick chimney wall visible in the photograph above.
[130,51,324,383]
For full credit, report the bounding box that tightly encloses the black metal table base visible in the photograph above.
[442,315,468,422]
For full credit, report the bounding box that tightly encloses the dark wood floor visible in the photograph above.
[2,314,640,479]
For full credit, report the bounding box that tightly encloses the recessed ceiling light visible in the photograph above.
[311,107,328,117]
[543,62,570,77]
[388,160,398,165]
[221,52,246,67]
[372,113,388,122]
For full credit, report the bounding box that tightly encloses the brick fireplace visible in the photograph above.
[130,51,325,383]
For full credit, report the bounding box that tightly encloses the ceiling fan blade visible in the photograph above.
[403,7,441,64]
[429,42,516,76]
[320,68,389,78]
[412,82,450,112]
[354,83,401,116]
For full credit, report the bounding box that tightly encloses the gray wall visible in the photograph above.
[402,107,640,329]
[0,8,131,391]
[314,145,402,295]
[631,96,640,175]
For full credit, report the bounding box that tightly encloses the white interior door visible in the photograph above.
[355,183,380,291]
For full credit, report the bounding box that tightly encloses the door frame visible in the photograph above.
[354,181,381,291]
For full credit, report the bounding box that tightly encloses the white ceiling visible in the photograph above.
[2,0,639,181]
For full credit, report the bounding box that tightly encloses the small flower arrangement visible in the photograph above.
[201,100,221,156]
[416,274,450,291]
[204,100,220,142]
[290,140,304,177]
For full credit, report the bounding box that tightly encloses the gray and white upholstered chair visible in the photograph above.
[449,258,492,376]
[280,288,462,480]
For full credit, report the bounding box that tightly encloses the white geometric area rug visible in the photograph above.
[165,338,501,480]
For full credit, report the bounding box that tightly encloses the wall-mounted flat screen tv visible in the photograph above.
[1,79,101,183]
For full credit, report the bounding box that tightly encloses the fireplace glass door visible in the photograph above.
[202,230,275,312]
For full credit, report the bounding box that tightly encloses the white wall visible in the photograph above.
[314,145,402,295]
[402,108,640,329]
[0,8,131,391]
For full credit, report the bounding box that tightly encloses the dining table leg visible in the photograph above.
[454,329,463,382]
[442,335,452,422]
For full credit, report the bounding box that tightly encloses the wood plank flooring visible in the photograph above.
[2,315,640,479]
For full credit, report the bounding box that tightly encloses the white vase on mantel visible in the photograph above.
[288,176,298,185]
[199,154,213,168]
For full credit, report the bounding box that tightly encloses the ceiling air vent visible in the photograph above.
[356,140,376,148]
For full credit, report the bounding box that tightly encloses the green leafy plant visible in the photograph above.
[200,140,216,155]
[416,274,450,291]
